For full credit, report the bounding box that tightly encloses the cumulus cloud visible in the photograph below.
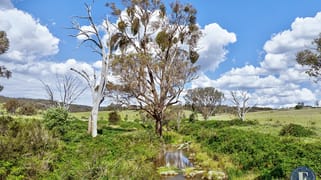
[192,12,321,108]
[0,5,94,105]
[197,23,237,71]
[0,59,95,105]
[0,8,59,63]
[261,12,321,72]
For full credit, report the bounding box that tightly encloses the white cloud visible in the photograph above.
[197,23,237,71]
[261,12,321,72]
[191,12,321,108]
[93,60,102,69]
[76,25,97,40]
[1,59,95,105]
[0,8,59,63]
[0,5,94,105]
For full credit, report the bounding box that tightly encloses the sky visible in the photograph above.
[1,0,321,108]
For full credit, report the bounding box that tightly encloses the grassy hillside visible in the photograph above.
[243,108,321,138]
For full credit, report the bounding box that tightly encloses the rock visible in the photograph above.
[203,170,228,180]
[159,170,179,176]
[183,167,204,178]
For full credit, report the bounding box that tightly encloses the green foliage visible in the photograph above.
[43,107,69,136]
[188,112,197,122]
[156,30,170,51]
[279,123,315,137]
[295,102,304,109]
[296,33,321,78]
[108,111,121,125]
[0,116,59,179]
[0,31,9,54]
[179,120,321,179]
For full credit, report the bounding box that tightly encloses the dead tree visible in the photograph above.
[230,90,255,121]
[70,4,113,137]
[41,74,87,110]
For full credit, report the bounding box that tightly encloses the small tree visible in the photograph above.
[109,0,201,136]
[295,102,304,110]
[41,74,87,110]
[108,111,121,125]
[0,31,12,92]
[230,90,255,121]
[184,87,224,121]
[43,107,69,136]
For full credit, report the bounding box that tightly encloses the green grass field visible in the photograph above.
[72,107,321,138]
[244,108,321,138]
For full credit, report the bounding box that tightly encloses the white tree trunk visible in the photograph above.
[90,102,99,137]
[89,93,102,137]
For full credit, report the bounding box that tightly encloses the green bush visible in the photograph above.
[43,107,69,136]
[179,120,321,179]
[108,111,121,125]
[0,116,58,179]
[279,123,315,137]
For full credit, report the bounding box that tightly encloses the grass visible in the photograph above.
[246,108,321,128]
[245,107,321,138]
[72,110,141,122]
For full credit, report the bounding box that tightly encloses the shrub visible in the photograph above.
[279,123,315,137]
[43,107,69,136]
[108,111,121,125]
[17,104,37,116]
[294,102,304,109]
[188,112,197,122]
[3,100,20,114]
[0,116,58,179]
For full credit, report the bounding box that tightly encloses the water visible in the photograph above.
[164,150,193,169]
[156,145,194,180]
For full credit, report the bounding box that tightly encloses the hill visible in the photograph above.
[0,95,91,112]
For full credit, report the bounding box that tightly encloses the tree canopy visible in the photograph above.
[184,87,224,120]
[109,0,201,136]
[0,31,12,92]
[296,33,321,81]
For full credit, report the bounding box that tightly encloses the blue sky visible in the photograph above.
[1,0,321,107]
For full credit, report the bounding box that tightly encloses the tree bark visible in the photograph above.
[155,116,163,137]
[89,96,100,137]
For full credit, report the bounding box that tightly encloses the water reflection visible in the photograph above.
[164,150,193,169]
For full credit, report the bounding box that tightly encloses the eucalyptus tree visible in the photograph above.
[184,87,224,121]
[70,4,114,137]
[109,0,201,136]
[296,33,321,81]
[0,31,11,92]
[230,90,255,121]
